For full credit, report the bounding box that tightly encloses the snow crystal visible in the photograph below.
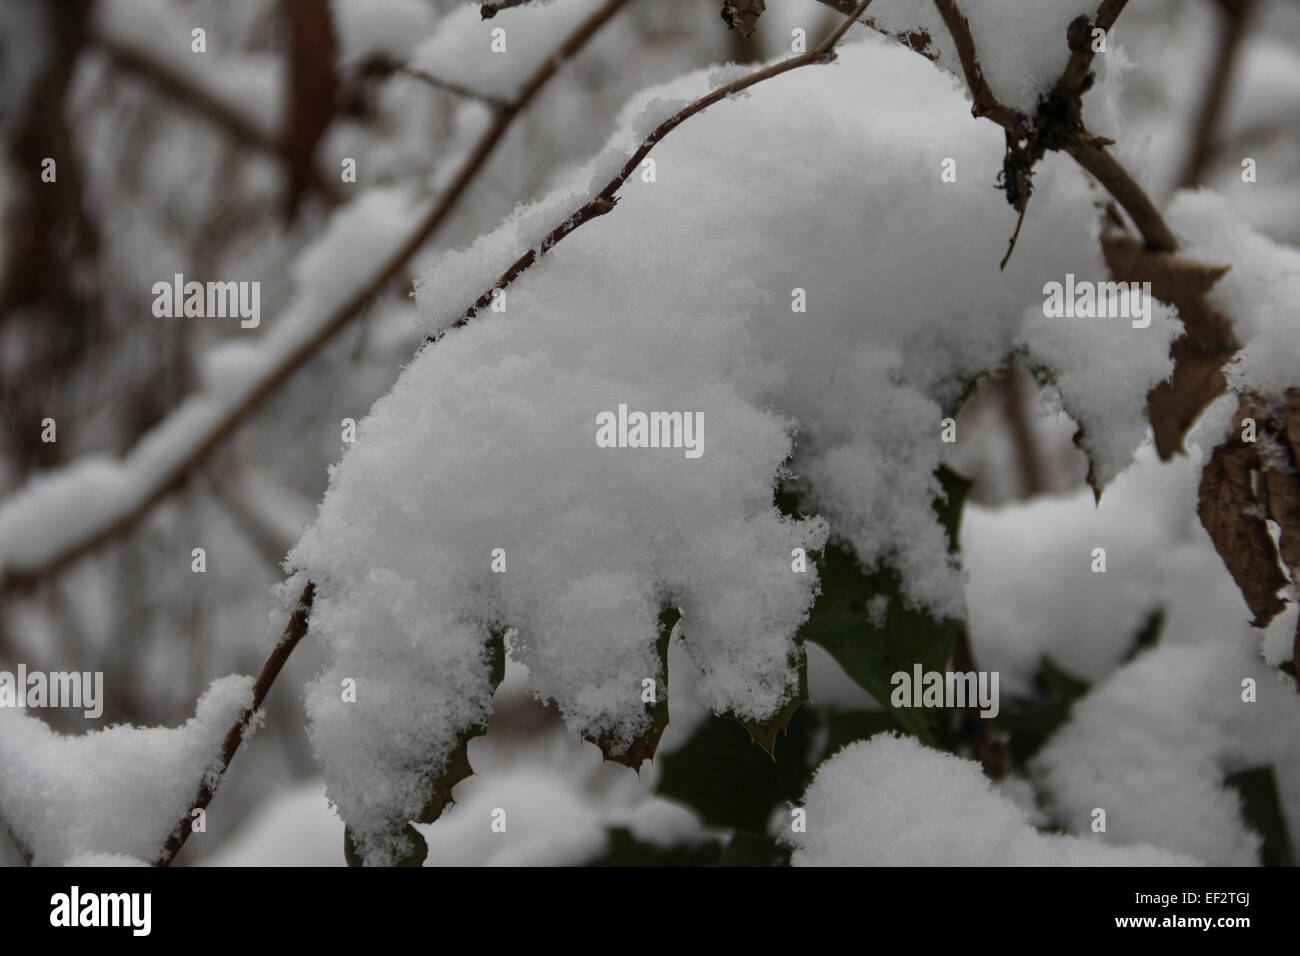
[788,734,1198,865]
[288,34,1175,860]
[0,675,253,865]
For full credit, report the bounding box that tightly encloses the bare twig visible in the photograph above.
[480,0,538,18]
[155,582,314,866]
[1057,0,1130,96]
[1065,139,1178,251]
[810,0,1178,255]
[1179,0,1254,188]
[0,0,635,596]
[404,67,512,111]
[932,0,1025,132]
[437,0,874,333]
[1000,360,1046,498]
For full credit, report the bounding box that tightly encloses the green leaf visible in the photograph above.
[714,831,791,867]
[1225,766,1294,867]
[998,656,1090,767]
[590,606,679,770]
[815,706,906,762]
[1121,608,1164,663]
[588,827,724,866]
[728,647,809,756]
[779,467,971,743]
[658,703,821,833]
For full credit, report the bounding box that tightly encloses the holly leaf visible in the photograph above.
[587,827,724,866]
[657,703,820,833]
[998,656,1090,767]
[714,831,790,867]
[727,647,808,757]
[589,606,678,770]
[780,467,971,742]
[343,627,507,866]
[1225,766,1295,867]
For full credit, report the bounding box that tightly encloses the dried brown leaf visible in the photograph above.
[1198,433,1288,627]
[720,0,766,37]
[1101,234,1235,458]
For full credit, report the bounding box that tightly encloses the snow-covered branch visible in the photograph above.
[0,0,634,596]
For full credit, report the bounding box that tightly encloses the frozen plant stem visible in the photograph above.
[155,583,315,867]
[438,0,877,332]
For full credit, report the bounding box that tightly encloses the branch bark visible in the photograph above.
[811,0,1177,254]
[438,0,875,333]
[155,582,315,866]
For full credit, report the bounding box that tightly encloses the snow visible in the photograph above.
[1166,189,1300,400]
[788,733,1199,865]
[287,33,1177,862]
[1034,642,1300,866]
[204,780,347,867]
[0,675,252,865]
[1021,295,1179,488]
[962,446,1250,694]
[331,0,441,67]
[94,0,283,142]
[0,186,427,587]
[410,0,604,102]
[861,0,1101,116]
[64,853,149,867]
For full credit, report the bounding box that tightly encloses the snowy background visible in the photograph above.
[0,0,1298,866]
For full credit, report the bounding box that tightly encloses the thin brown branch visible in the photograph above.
[1066,139,1178,251]
[999,360,1047,498]
[404,67,512,111]
[1058,0,1130,97]
[101,42,343,207]
[155,582,314,866]
[810,0,1179,254]
[0,0,634,597]
[438,0,874,333]
[931,0,1025,132]
[1179,0,1254,188]
[480,0,537,18]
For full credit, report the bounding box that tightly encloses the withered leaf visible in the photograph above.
[1283,388,1300,465]
[1198,429,1288,627]
[1101,234,1235,459]
[720,0,766,37]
